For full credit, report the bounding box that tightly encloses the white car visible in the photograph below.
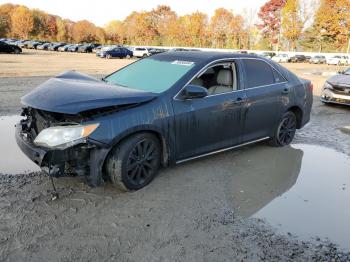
[341,56,350,65]
[132,47,150,58]
[272,54,289,63]
[327,55,349,66]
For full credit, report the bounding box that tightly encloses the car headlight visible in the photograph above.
[34,123,99,149]
[323,82,333,90]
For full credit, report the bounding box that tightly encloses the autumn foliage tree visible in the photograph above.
[11,6,34,39]
[311,0,350,51]
[258,0,286,50]
[72,20,98,43]
[209,8,244,48]
[0,2,349,52]
[281,0,302,50]
[0,3,16,37]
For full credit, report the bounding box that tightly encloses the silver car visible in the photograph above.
[321,68,350,105]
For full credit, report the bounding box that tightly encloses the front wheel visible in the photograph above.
[106,54,112,59]
[105,133,161,191]
[269,111,297,147]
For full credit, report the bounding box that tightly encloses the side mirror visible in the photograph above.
[182,85,208,99]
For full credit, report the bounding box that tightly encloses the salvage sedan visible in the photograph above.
[16,52,313,191]
[321,67,350,105]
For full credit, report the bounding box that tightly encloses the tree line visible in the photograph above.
[0,0,349,52]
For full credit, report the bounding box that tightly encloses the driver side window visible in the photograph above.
[190,62,238,95]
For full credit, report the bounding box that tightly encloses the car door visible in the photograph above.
[119,48,126,58]
[0,42,5,52]
[110,48,117,57]
[172,61,247,161]
[240,58,288,142]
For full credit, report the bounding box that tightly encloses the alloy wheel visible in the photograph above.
[277,114,296,145]
[126,139,158,186]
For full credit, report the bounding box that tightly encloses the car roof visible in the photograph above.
[154,51,262,64]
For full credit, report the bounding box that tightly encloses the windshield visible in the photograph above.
[104,58,195,93]
[344,68,350,75]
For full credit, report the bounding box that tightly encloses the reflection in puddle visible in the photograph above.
[225,144,350,250]
[0,115,40,174]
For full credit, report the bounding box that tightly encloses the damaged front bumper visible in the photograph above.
[15,121,109,186]
[321,89,350,106]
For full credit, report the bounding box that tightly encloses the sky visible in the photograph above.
[0,0,267,26]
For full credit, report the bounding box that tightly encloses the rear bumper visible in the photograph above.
[321,89,350,105]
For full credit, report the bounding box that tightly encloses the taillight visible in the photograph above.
[308,83,313,93]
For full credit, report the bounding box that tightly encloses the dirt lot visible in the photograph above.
[0,50,350,262]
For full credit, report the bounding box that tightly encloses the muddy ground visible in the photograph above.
[0,50,350,261]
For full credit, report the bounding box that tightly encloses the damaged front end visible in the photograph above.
[15,107,109,186]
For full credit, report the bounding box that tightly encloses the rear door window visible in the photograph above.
[242,59,283,88]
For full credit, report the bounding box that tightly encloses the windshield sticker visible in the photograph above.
[171,60,194,66]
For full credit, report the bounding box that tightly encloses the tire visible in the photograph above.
[142,54,147,58]
[105,133,161,191]
[126,54,131,59]
[14,48,20,54]
[106,54,111,59]
[269,111,297,147]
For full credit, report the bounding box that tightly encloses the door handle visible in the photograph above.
[282,88,290,94]
[233,97,246,105]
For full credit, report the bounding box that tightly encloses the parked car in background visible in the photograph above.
[16,51,313,191]
[78,43,100,53]
[18,40,31,48]
[48,42,66,51]
[327,55,348,65]
[321,67,350,105]
[260,52,276,59]
[0,41,22,54]
[98,47,133,59]
[68,44,83,52]
[96,46,117,57]
[309,55,326,64]
[341,56,350,65]
[132,47,150,57]
[289,55,307,63]
[272,54,289,63]
[57,44,72,52]
[37,43,51,50]
[92,45,103,53]
[27,41,45,49]
[148,48,168,56]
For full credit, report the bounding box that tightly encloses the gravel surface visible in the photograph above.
[0,51,350,261]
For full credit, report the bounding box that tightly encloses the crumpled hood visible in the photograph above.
[21,71,157,114]
[328,74,350,87]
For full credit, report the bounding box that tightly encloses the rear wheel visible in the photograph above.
[105,133,161,191]
[14,48,20,54]
[126,54,131,59]
[106,54,112,59]
[269,111,297,147]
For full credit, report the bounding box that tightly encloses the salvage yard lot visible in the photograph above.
[1,49,350,261]
[0,49,347,116]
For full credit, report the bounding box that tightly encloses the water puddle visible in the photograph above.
[0,115,40,174]
[226,144,350,250]
[0,115,350,250]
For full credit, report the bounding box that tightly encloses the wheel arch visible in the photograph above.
[103,127,171,171]
[287,105,303,129]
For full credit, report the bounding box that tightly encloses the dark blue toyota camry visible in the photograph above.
[16,51,313,191]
